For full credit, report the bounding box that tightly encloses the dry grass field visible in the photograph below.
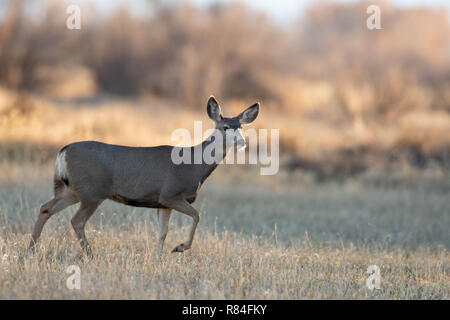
[0,156,448,299]
[0,93,449,299]
[0,0,449,301]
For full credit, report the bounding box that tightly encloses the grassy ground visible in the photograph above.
[0,159,448,299]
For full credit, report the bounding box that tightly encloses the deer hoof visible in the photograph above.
[171,243,188,253]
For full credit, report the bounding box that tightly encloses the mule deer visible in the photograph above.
[28,96,259,258]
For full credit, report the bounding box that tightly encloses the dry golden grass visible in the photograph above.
[0,0,449,299]
[1,89,449,165]
[0,91,448,299]
[1,228,448,299]
[0,92,206,148]
[0,160,448,299]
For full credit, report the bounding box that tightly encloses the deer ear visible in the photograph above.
[207,96,222,123]
[238,103,259,125]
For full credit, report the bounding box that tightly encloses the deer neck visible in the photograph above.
[193,130,231,182]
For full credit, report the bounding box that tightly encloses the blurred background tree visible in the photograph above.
[0,0,449,175]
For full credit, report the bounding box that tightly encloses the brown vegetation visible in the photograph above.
[0,0,449,175]
[0,160,448,299]
[0,0,449,300]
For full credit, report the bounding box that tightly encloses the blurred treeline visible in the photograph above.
[0,0,449,175]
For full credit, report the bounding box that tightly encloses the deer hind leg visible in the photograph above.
[156,208,172,260]
[28,182,79,250]
[70,201,102,258]
[160,198,199,253]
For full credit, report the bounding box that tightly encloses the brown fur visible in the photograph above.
[28,96,259,258]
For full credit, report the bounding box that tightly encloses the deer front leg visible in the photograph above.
[160,198,200,253]
[157,208,172,259]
